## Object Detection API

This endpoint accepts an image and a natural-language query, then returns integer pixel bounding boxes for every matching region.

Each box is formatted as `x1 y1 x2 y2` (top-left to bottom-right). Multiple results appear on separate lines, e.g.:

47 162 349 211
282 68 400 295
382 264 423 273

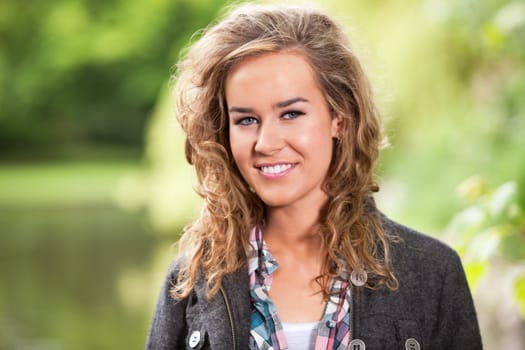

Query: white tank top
282 321 318 350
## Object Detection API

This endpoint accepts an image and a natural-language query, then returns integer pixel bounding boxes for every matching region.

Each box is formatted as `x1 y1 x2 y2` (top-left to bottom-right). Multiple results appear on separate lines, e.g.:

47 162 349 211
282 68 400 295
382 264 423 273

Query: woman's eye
282 111 304 120
235 117 258 125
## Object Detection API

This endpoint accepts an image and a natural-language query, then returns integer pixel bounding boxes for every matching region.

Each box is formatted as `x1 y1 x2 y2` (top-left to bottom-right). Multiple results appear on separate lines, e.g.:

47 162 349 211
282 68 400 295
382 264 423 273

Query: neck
263 204 325 259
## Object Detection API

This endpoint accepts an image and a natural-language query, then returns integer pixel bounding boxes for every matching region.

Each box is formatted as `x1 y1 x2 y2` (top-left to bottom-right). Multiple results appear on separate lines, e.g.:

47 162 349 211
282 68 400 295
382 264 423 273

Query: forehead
225 51 325 105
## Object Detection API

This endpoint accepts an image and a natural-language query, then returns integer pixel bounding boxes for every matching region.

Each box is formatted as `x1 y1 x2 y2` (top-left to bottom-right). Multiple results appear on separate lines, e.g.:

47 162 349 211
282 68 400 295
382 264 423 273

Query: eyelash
234 116 258 126
282 110 304 120
233 110 305 125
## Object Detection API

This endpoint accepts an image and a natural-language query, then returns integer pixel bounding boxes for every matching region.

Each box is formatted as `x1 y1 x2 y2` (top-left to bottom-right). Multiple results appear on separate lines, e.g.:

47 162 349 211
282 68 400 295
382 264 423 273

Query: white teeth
260 164 292 174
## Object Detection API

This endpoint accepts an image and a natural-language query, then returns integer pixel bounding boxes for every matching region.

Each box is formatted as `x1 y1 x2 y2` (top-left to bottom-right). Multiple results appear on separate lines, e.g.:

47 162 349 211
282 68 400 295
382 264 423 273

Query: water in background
0 204 170 350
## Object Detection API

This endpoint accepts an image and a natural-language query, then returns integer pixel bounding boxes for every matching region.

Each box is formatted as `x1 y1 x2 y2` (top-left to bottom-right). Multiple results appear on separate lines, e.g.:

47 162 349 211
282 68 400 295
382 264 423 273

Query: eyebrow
274 97 308 108
228 97 309 114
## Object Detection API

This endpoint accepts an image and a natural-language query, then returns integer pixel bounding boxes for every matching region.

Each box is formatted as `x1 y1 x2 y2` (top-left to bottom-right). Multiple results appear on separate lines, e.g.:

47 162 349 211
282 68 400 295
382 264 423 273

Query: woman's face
226 51 340 210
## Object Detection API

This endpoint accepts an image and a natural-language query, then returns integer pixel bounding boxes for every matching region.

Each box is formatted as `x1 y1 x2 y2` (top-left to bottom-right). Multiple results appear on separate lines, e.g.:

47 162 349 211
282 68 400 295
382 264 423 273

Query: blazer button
188 330 201 348
349 338 366 350
405 338 420 350
350 269 367 287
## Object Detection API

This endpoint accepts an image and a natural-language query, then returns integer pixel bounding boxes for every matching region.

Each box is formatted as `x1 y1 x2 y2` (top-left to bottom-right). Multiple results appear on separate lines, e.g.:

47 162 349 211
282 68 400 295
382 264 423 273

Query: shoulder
163 255 210 300
157 257 186 298
165 256 187 282
155 256 192 308
381 214 461 269
146 256 192 350
379 213 469 297
357 214 482 347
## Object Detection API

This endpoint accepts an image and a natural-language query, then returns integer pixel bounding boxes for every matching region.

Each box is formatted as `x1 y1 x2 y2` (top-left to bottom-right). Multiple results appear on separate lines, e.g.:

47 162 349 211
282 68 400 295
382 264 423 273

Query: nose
254 120 284 155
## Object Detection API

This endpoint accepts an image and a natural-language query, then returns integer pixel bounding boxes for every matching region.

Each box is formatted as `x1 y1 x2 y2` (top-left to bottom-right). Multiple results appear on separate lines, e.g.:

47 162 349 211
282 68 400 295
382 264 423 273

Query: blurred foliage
0 0 224 154
2 0 525 348
114 87 201 233
0 1 226 349
0 161 138 207
336 0 525 232
445 177 525 315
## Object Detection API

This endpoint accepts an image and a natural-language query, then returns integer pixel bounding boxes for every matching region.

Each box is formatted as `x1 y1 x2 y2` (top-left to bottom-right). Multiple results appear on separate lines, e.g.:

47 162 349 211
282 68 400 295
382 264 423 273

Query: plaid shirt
248 226 351 350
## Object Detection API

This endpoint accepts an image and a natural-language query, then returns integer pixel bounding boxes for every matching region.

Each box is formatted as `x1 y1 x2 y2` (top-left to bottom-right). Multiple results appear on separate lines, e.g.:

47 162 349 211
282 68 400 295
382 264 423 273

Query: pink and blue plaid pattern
248 226 351 350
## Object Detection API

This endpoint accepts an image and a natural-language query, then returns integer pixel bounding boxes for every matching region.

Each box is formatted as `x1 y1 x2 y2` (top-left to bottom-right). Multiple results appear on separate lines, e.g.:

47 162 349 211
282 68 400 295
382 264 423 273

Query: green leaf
464 261 488 291
456 175 486 202
501 232 525 261
489 182 517 217
463 229 501 263
513 273 525 317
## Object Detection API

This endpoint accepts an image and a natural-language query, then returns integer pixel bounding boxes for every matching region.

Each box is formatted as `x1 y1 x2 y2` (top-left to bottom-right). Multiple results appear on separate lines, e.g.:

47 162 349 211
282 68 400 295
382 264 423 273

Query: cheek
295 126 334 156
229 131 251 168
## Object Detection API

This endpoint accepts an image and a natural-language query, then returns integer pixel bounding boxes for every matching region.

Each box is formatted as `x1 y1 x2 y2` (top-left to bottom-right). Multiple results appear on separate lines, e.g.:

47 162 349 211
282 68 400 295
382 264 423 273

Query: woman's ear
330 113 343 139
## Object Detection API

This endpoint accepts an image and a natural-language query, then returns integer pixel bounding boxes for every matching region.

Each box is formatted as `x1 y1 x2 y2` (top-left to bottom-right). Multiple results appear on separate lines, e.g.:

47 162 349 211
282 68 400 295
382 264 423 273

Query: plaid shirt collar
248 226 352 350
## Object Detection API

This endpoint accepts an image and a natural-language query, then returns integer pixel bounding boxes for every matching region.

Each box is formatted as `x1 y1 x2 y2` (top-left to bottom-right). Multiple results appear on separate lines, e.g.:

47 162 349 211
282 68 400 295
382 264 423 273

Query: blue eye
235 117 258 125
282 111 304 120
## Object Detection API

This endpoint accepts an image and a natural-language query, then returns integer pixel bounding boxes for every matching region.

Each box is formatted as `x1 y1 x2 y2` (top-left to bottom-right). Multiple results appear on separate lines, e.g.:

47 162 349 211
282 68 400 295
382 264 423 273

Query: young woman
146 4 482 350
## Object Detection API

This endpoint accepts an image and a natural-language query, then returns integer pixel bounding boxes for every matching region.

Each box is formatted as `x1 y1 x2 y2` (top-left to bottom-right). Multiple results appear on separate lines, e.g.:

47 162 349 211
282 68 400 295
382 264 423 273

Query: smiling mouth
256 163 296 176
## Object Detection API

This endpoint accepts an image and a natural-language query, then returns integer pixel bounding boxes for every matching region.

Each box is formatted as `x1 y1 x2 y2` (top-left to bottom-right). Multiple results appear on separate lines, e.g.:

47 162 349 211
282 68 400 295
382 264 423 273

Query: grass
0 161 140 208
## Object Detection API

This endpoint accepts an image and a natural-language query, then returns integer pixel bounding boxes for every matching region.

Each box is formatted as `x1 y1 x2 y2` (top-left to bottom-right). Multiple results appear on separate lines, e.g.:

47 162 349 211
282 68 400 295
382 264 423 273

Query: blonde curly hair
172 3 398 299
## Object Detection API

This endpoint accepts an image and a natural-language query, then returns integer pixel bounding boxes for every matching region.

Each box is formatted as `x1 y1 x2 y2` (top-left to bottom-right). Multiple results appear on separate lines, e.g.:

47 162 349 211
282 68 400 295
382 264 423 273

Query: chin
259 197 295 209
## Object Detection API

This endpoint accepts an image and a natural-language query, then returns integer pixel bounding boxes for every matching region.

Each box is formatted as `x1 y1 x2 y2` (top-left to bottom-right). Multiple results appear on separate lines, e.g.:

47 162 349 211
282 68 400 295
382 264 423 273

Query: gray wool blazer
146 216 483 350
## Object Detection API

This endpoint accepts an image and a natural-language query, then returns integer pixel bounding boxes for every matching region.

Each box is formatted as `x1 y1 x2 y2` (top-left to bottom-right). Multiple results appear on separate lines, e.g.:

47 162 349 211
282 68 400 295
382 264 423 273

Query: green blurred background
1 0 524 348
